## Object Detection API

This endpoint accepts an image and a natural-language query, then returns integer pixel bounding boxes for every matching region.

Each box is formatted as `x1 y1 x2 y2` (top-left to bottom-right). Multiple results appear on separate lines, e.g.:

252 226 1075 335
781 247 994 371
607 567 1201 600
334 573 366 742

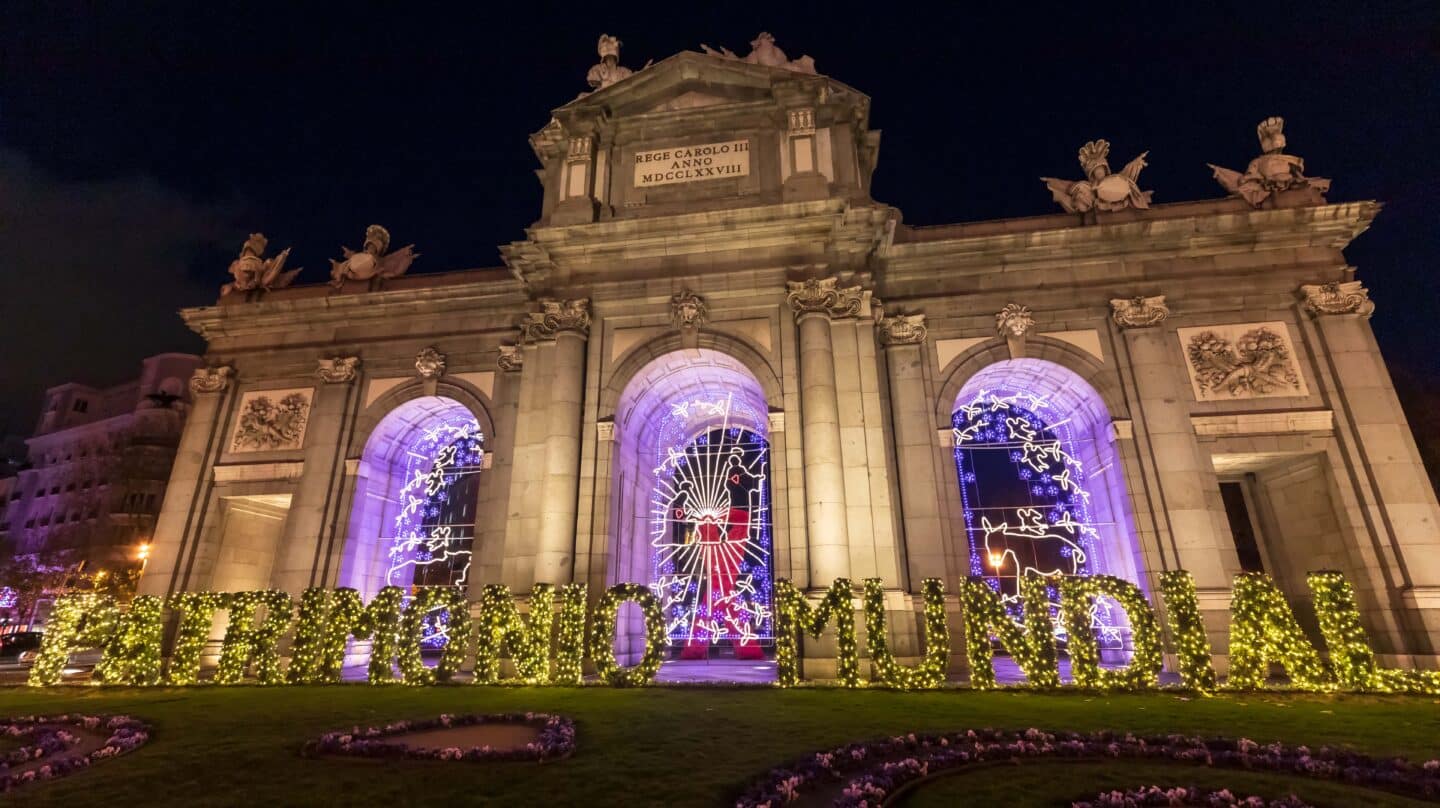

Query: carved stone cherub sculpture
1208 116 1330 208
221 232 301 297
587 34 636 90
700 32 817 74
1042 140 1153 214
328 224 419 287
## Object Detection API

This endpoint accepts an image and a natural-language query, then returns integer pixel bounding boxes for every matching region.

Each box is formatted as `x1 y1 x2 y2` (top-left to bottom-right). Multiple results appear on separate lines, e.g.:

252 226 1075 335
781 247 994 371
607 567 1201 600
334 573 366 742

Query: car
0 631 102 671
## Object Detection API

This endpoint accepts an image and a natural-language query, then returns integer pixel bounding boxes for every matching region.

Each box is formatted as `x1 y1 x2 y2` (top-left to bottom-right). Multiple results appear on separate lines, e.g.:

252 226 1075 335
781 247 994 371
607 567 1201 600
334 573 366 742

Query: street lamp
136 542 151 576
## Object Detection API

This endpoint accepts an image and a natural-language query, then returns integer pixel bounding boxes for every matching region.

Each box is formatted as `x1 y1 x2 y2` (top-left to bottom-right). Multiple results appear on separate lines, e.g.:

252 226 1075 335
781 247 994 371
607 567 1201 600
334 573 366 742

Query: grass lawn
1 685 1438 806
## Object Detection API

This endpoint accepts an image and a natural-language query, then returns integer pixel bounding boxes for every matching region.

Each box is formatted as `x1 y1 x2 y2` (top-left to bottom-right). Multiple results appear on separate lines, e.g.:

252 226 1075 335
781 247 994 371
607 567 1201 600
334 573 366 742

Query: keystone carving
414 347 446 380
1300 281 1374 317
1110 295 1170 329
316 356 361 384
670 290 708 330
786 277 866 319
995 304 1035 338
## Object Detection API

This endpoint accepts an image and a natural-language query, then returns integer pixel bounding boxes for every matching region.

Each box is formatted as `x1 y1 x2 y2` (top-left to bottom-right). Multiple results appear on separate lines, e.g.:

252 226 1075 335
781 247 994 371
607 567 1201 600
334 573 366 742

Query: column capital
995 303 1035 338
316 355 361 384
497 344 523 372
188 365 234 395
786 277 869 320
1300 281 1375 318
877 313 928 346
1110 295 1171 329
521 298 592 342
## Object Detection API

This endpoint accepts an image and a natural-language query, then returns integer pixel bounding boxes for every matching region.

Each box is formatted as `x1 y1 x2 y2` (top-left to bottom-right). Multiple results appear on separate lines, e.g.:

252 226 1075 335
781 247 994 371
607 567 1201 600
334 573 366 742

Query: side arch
350 376 497 455
933 335 1129 426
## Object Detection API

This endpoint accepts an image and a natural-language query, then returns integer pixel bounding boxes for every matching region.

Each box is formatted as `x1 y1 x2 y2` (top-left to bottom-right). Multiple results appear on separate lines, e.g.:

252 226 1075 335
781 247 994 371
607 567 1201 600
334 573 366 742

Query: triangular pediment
551 51 860 124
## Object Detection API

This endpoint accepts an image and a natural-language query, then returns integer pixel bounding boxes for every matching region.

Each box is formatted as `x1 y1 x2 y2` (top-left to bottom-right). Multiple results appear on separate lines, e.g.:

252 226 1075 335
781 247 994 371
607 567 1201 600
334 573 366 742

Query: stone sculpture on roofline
701 32 817 74
221 232 301 298
1208 116 1331 208
328 224 419 287
1041 139 1153 215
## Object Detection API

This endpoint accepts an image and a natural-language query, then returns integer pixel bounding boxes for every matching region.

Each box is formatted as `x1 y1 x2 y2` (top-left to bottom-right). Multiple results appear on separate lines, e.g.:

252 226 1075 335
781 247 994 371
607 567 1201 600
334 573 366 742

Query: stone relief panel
229 388 314 453
1176 322 1309 402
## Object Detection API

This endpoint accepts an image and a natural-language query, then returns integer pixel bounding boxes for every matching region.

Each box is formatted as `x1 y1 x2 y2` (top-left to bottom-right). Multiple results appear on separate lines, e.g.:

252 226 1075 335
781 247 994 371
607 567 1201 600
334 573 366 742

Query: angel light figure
221 232 300 297
1041 140 1152 214
328 224 419 287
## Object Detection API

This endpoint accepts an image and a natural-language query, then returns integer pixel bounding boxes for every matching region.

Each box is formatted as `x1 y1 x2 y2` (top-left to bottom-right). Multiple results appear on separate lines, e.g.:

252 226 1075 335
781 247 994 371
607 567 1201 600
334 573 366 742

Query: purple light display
649 394 773 653
382 416 484 647
953 389 1123 648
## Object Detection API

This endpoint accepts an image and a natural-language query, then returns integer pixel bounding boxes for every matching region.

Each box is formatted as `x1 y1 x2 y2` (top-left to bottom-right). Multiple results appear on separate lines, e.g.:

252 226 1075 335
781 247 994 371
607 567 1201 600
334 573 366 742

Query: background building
1 353 203 569
136 39 1440 674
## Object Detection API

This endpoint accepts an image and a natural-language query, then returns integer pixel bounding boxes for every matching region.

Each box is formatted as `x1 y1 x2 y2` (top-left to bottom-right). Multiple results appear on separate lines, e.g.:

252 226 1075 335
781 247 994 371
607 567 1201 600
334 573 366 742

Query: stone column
270 357 361 596
470 347 523 597
526 300 591 586
787 278 861 587
1301 282 1440 658
1112 296 1240 649
880 313 946 588
139 365 234 597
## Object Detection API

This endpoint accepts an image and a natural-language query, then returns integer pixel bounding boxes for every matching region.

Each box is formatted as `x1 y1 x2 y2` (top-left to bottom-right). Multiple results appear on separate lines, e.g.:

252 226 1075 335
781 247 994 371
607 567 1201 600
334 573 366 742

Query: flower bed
0 714 150 792
301 712 575 763
734 728 1440 807
1073 786 1311 807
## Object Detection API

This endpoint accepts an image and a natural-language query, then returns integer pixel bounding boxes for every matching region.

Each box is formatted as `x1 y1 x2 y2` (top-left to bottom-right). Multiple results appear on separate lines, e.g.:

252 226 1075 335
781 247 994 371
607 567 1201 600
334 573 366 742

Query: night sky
2 2 1437 435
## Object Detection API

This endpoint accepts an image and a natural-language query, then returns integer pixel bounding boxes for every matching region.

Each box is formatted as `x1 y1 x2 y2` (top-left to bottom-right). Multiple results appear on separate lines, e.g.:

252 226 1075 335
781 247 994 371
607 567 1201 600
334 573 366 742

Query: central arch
610 348 775 666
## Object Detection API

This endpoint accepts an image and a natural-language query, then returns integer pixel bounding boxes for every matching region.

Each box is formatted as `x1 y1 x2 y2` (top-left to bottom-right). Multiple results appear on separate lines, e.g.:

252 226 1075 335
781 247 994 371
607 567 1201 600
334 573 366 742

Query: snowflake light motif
649 394 773 649
382 417 484 647
953 389 1125 649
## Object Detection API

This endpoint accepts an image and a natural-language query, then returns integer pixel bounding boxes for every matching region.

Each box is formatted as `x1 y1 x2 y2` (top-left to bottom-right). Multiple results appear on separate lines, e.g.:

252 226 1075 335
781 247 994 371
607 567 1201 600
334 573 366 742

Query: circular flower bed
302 712 575 763
0 714 150 792
734 728 1440 807
1073 786 1311 807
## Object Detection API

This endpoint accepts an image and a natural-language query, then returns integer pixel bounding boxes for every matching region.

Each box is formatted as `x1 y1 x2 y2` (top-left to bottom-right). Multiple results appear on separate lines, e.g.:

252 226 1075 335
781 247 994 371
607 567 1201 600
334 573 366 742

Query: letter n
475 584 555 684
287 587 365 684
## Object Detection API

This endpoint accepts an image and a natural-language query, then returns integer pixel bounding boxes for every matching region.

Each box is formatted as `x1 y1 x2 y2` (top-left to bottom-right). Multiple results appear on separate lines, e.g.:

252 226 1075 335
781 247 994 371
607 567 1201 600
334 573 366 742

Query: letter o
589 583 667 686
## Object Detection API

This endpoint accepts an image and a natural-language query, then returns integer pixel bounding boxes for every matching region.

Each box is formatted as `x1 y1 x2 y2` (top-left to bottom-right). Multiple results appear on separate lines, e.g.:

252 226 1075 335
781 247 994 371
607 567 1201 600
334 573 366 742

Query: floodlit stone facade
138 42 1440 673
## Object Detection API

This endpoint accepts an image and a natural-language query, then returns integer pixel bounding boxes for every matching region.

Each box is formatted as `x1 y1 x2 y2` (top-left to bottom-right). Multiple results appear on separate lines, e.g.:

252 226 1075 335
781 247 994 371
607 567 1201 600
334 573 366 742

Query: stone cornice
181 278 528 341
881 200 1380 282
503 199 894 288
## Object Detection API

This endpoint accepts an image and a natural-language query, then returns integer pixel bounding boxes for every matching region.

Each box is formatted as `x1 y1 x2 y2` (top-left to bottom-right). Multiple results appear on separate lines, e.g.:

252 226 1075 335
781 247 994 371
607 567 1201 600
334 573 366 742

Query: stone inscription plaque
633 139 750 188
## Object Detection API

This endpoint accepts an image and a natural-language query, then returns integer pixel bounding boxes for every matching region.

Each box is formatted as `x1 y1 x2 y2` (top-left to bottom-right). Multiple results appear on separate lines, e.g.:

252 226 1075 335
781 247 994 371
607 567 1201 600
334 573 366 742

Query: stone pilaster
787 278 860 587
1301 283 1440 659
879 313 946 589
1115 303 1240 657
139 365 235 597
523 300 591 586
271 357 362 596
